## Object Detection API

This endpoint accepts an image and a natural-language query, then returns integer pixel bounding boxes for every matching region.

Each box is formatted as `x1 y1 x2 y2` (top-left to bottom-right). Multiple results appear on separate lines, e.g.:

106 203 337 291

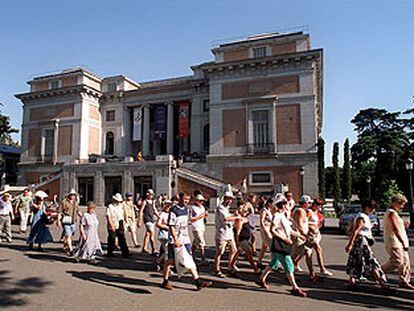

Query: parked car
338 205 380 236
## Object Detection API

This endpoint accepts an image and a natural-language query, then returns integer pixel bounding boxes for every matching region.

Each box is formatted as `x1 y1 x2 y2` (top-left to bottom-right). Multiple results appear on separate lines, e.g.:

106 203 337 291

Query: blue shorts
167 243 192 259
269 252 294 274
63 224 76 237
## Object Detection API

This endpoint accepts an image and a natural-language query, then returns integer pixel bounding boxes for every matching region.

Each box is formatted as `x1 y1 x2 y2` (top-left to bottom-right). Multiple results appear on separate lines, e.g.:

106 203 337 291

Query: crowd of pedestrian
0 187 413 297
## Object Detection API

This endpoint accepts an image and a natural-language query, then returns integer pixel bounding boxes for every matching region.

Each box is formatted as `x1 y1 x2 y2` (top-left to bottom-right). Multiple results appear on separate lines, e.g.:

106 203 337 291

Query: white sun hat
195 194 206 201
66 188 78 197
224 191 235 199
35 190 48 199
112 193 123 202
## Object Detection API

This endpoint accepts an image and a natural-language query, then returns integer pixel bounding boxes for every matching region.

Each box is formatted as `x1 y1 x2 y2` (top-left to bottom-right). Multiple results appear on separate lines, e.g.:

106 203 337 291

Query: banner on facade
154 105 166 140
132 107 142 141
178 101 190 138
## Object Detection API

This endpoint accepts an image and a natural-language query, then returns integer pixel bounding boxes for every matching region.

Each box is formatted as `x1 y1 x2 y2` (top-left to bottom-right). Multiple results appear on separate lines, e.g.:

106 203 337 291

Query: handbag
270 222 292 255
61 215 73 225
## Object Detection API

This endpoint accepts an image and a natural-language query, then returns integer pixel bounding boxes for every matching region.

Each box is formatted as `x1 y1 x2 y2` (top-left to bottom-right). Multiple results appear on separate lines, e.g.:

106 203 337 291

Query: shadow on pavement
0 270 52 308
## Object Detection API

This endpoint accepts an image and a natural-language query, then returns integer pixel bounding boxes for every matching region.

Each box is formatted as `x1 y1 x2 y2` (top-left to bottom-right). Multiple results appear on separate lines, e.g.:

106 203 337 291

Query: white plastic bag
174 245 196 277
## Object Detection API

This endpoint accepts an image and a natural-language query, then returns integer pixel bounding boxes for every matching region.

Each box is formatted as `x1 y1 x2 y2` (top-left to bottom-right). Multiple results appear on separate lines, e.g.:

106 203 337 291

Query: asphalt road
1 210 414 311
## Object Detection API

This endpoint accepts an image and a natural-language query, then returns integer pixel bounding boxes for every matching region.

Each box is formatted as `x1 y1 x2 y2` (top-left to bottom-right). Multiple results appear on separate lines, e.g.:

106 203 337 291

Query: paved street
1 210 414 311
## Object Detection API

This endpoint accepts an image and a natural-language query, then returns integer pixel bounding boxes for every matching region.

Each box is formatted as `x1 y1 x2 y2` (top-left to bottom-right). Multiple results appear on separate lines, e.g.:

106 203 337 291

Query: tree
341 138 352 202
317 137 326 199
332 142 341 212
0 104 18 166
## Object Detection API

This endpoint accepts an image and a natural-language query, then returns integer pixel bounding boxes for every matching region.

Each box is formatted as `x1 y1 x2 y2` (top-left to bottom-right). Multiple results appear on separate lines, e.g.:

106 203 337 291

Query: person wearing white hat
138 189 159 254
291 194 318 281
257 197 277 268
154 199 173 271
106 193 129 258
0 192 14 243
14 188 33 233
27 190 53 250
213 191 241 278
57 188 81 256
190 193 208 264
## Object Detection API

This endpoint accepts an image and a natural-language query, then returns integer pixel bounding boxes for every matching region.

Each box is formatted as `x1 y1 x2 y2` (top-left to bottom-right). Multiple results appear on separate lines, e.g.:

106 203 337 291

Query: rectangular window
253 47 267 58
249 171 273 186
106 110 115 122
203 99 209 112
44 129 54 157
50 80 60 89
252 110 270 146
107 82 117 92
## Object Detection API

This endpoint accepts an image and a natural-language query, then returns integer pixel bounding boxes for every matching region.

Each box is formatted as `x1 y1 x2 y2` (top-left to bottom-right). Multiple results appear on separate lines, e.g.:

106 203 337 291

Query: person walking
246 193 258 254
75 201 103 264
257 198 275 268
345 200 390 291
382 193 414 289
0 192 14 243
256 196 307 297
57 189 81 256
138 189 159 254
284 191 295 220
190 194 208 264
214 191 241 278
14 188 33 233
27 191 53 251
106 193 129 258
161 192 212 291
154 199 173 271
123 192 139 247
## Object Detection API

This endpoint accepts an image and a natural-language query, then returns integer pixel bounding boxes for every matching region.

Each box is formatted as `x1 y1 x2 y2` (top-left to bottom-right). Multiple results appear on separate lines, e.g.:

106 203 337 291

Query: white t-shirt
272 212 292 240
106 203 125 229
168 205 191 244
355 212 373 238
190 204 206 232
215 204 234 241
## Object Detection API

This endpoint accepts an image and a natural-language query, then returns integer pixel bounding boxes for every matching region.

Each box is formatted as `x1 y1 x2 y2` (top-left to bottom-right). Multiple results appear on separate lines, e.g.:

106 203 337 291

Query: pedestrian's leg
382 249 398 274
228 241 237 271
131 228 139 247
200 245 206 262
257 243 268 265
117 230 130 258
107 231 115 257
4 216 12 242
149 229 156 253
305 250 317 278
246 249 259 272
260 265 273 283
142 230 149 252
214 243 223 273
230 249 241 271
314 243 327 272
19 209 26 232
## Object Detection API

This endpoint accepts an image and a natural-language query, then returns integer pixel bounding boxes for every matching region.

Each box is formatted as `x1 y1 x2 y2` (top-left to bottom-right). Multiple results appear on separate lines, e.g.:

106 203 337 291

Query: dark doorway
78 177 94 205
105 176 122 205
134 176 153 200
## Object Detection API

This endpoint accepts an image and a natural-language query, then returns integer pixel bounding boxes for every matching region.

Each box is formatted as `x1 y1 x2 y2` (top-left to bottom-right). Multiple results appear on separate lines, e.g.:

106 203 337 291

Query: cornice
15 84 102 101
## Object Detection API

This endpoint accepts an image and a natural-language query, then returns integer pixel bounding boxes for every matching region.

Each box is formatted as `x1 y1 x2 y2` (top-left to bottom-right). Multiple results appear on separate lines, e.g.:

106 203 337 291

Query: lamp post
405 158 414 229
299 166 305 195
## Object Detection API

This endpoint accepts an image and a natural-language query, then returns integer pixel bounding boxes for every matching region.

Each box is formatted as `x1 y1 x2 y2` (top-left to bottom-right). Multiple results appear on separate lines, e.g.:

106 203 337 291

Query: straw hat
112 193 123 202
35 190 48 199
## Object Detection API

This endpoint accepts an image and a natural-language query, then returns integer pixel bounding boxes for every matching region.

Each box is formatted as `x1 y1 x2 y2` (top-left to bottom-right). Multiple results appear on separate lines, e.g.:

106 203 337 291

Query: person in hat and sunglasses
0 192 14 243
106 193 129 258
123 192 139 248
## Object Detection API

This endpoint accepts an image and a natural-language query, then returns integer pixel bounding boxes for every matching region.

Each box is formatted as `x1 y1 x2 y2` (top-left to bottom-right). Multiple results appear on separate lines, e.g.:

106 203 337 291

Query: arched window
105 132 114 155
203 123 209 153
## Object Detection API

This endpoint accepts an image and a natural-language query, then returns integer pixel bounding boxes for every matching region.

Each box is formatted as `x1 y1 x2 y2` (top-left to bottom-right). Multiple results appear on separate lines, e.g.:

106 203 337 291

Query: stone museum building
15 31 323 205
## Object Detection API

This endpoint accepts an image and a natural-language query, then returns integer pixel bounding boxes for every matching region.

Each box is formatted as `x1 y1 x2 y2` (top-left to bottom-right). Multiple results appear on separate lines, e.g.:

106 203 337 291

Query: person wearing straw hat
27 191 53 251
190 193 209 264
123 192 139 248
57 188 81 256
214 191 242 278
138 189 159 254
106 193 129 258
0 192 14 243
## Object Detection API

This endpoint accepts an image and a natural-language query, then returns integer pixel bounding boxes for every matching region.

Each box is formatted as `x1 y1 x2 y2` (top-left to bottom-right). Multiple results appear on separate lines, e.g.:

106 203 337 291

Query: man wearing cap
14 188 33 233
138 189 159 254
291 195 318 281
190 193 208 264
57 189 81 255
214 191 242 278
0 192 14 243
123 192 139 248
106 193 129 258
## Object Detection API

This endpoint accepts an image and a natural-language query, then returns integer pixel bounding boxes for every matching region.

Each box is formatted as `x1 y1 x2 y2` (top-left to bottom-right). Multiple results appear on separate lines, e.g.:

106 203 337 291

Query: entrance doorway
134 176 152 200
78 177 94 205
104 176 122 205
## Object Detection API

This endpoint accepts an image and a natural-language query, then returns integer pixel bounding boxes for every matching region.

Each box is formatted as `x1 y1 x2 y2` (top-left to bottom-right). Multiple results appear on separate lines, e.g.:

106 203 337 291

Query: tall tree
0 104 18 145
332 142 341 211
342 138 352 202
317 137 326 199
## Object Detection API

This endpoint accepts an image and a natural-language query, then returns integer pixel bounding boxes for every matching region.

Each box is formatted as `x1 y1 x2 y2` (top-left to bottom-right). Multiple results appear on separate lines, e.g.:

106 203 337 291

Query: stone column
53 119 59 164
167 102 174 155
123 169 133 196
142 106 150 158
94 170 105 207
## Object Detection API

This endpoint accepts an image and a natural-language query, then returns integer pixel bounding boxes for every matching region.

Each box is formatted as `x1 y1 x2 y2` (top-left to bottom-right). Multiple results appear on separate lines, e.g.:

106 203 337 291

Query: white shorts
192 229 206 247
145 222 155 232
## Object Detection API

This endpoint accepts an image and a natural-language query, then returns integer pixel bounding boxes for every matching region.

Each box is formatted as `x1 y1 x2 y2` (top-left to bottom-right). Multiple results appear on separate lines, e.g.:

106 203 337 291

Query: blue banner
154 105 166 140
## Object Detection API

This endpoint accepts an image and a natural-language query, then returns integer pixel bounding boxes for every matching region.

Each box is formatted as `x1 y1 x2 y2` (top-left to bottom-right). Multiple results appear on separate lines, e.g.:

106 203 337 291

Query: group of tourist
0 186 413 297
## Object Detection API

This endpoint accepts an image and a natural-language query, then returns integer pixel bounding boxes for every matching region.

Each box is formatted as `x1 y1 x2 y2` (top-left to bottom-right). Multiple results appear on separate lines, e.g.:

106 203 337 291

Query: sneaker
161 280 174 290
196 281 213 291
255 279 269 290
320 270 333 276
290 288 307 297
214 270 226 278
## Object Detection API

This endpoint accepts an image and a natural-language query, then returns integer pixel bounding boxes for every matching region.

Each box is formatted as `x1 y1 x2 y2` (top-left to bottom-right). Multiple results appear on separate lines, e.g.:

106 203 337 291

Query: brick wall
62 76 78 87
32 81 49 92
25 172 42 184
222 108 246 147
222 75 300 100
223 48 249 62
276 104 302 145
88 126 100 154
29 104 75 121
28 128 41 156
38 178 61 201
89 105 100 120
271 42 296 55
177 177 217 199
57 125 72 156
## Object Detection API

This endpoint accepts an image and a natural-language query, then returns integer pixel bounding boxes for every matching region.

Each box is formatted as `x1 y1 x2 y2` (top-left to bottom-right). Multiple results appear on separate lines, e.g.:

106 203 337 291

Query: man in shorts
123 192 139 247
214 191 241 278
138 189 159 254
161 192 212 291
190 194 208 264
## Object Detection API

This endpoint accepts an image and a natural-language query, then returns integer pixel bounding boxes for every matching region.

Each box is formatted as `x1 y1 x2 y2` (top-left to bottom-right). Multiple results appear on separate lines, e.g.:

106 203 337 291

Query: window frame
107 82 117 92
49 80 61 90
248 171 273 186
252 46 267 58
106 110 116 122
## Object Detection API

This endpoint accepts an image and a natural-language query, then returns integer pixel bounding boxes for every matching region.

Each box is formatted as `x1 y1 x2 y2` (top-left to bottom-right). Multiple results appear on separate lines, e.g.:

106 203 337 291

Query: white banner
133 107 142 141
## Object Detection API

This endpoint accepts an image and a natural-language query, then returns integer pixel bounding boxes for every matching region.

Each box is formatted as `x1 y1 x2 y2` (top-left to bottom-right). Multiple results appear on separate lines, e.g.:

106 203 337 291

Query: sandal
255 279 269 290
290 288 307 297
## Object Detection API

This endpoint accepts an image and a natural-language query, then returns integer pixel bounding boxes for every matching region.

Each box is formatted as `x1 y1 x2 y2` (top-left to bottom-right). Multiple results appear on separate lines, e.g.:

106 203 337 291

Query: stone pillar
53 119 59 164
94 170 105 207
142 106 150 158
167 103 174 155
123 169 133 196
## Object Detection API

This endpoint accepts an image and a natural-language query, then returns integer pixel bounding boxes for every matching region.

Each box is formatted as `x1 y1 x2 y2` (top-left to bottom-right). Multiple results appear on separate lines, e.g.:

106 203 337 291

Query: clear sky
1 0 413 164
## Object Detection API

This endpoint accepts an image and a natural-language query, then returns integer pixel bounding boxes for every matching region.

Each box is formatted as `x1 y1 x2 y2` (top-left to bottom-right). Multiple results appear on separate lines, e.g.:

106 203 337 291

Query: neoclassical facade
16 31 323 205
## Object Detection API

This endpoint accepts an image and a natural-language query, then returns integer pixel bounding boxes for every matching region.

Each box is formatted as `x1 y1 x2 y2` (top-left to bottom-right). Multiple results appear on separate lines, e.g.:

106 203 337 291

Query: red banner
178 101 190 138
